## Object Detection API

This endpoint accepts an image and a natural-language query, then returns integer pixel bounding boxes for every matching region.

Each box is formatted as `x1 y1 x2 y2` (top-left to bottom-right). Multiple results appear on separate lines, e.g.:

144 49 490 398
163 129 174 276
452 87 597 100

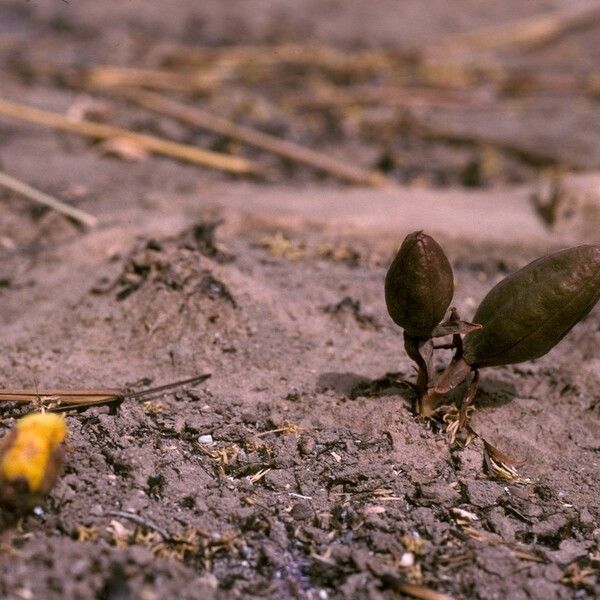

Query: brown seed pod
464 244 600 368
385 231 454 338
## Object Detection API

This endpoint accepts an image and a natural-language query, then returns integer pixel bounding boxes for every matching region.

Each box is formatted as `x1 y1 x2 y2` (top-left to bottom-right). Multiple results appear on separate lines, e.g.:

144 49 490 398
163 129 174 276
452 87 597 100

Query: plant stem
419 357 472 416
403 334 433 398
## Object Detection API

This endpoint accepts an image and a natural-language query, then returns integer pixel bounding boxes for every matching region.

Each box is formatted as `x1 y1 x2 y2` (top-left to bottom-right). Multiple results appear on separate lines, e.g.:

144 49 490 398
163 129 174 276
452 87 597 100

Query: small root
442 405 476 445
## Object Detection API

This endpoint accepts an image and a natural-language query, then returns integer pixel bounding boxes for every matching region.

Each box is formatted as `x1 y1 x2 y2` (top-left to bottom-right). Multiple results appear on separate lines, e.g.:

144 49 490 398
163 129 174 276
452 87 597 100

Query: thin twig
125 373 211 400
0 388 118 398
81 66 220 93
105 510 171 541
433 3 600 54
116 89 390 187
0 393 117 405
0 170 97 228
0 373 211 412
377 575 455 600
283 85 490 110
158 42 600 97
158 43 396 75
0 97 264 176
394 582 455 600
416 55 600 98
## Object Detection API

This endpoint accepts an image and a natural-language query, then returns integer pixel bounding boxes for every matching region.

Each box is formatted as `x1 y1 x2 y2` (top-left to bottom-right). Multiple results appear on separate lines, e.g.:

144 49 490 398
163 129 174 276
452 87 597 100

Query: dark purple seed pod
385 231 454 338
463 244 600 368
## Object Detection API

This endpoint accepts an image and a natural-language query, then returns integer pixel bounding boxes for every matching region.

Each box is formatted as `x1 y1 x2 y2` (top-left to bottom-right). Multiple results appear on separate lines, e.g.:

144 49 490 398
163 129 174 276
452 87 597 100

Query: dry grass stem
433 3 600 54
0 97 264 176
82 66 221 93
0 374 211 412
117 89 390 186
0 170 98 228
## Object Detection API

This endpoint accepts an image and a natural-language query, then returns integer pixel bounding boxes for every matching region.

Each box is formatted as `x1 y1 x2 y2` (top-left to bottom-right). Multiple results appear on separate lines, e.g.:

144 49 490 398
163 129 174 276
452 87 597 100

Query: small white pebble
399 552 415 568
198 434 214 445
318 591 329 600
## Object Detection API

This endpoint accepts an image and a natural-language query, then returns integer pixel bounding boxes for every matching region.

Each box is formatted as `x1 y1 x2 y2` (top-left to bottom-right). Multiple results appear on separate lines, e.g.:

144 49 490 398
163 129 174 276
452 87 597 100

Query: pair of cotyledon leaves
385 232 600 369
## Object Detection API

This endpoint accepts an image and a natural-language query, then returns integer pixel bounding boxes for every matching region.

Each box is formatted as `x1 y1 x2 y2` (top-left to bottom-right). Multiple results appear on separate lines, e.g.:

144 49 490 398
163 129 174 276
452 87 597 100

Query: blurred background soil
0 1 599 599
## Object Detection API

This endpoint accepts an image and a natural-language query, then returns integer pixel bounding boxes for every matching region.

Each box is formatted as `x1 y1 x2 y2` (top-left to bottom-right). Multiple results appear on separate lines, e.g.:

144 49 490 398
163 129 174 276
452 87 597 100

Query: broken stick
0 373 211 413
116 89 390 187
0 97 263 176
0 170 98 228
82 65 220 93
433 2 600 54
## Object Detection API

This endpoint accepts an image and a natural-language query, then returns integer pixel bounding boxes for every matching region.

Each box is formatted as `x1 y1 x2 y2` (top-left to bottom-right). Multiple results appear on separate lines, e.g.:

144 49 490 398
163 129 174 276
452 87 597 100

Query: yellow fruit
0 412 67 509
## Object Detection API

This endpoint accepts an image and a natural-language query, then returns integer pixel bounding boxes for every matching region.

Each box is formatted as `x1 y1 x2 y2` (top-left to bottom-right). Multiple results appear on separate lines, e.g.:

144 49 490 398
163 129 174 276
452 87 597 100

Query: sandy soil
1 1 599 599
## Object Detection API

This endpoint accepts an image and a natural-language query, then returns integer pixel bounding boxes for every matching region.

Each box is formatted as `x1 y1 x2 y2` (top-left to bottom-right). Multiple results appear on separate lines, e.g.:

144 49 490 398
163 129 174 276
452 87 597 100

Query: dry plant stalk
82 66 221 93
159 43 396 75
0 390 118 407
432 3 600 54
117 89 390 187
282 84 488 110
383 579 455 600
0 171 98 228
0 373 211 413
0 97 263 176
160 41 600 98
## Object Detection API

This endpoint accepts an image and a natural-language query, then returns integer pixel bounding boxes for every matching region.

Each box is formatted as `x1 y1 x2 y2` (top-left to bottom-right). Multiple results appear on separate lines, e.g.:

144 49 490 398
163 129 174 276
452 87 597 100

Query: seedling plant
385 232 600 458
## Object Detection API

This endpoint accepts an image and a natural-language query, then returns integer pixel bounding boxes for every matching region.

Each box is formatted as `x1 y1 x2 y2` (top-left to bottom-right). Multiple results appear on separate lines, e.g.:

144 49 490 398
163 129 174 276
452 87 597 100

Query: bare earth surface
1 2 599 599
